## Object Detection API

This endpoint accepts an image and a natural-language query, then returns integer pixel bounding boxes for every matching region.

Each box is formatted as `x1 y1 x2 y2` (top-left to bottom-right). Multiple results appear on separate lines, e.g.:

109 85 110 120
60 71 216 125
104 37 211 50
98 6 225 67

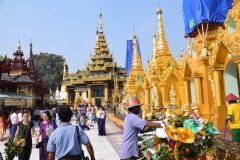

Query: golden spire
131 32 143 70
156 4 171 56
152 30 157 62
176 53 179 64
99 11 103 32
17 40 21 50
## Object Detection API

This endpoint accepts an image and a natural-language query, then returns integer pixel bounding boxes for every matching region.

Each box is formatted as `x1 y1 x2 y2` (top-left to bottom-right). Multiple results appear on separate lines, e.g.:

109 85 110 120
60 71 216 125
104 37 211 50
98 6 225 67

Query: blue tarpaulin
182 0 233 36
125 39 141 77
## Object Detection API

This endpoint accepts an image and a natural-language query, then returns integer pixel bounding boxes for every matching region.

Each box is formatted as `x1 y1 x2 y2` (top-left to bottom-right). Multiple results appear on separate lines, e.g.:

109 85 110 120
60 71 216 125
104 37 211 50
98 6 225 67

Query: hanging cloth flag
125 39 141 77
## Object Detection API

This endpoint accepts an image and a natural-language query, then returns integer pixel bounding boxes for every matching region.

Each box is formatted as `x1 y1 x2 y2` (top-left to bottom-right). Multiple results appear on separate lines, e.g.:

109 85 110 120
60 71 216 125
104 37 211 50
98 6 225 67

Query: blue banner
125 39 141 77
182 0 233 36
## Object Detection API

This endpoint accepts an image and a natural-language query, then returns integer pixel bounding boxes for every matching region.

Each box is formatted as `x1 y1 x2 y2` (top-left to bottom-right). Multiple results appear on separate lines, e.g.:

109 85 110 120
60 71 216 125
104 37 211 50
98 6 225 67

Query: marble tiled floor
0 117 122 160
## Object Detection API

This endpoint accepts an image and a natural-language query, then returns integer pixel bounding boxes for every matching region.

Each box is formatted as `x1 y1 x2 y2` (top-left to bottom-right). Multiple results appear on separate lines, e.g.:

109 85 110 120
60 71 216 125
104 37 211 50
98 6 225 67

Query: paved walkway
0 117 123 160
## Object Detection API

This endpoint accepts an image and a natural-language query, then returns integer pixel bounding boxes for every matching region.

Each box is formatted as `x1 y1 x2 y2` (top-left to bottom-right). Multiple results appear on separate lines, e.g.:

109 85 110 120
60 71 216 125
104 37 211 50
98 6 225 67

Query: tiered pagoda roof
11 41 28 73
63 12 126 85
85 12 117 73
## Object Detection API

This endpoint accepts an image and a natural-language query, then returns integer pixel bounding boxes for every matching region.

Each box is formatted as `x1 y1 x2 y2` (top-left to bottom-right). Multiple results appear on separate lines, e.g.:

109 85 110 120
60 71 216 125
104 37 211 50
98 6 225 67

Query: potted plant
138 112 218 160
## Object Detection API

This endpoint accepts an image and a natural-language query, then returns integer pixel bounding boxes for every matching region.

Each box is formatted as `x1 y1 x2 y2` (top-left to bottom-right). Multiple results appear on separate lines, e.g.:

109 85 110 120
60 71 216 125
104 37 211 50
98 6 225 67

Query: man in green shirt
224 93 240 143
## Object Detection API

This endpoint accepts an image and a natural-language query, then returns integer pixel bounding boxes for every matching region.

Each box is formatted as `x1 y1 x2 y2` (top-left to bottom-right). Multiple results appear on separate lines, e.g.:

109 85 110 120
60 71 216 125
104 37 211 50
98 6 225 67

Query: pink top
11 113 19 125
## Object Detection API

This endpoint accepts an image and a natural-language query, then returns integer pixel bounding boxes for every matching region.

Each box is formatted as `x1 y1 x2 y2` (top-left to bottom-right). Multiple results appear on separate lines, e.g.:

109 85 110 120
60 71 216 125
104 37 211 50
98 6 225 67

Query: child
91 112 97 123
80 113 90 131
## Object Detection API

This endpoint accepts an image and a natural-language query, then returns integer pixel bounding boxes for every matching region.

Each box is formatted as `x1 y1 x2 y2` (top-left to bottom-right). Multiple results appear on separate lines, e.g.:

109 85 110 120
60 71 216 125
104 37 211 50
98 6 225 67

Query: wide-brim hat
223 93 240 101
127 96 141 109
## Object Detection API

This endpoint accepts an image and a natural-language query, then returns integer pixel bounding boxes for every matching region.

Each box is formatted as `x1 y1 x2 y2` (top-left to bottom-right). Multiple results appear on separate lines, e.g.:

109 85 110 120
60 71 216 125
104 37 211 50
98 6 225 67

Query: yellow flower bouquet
139 112 218 160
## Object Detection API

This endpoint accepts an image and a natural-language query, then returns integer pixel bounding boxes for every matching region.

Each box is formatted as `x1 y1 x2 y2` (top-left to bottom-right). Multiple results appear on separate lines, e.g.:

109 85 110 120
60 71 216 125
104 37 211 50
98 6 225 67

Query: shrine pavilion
0 41 48 108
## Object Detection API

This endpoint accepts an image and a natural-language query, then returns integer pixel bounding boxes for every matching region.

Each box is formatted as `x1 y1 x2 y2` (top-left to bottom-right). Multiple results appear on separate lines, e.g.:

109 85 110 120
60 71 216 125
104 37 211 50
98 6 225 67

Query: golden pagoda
60 12 126 108
124 32 146 106
140 4 183 119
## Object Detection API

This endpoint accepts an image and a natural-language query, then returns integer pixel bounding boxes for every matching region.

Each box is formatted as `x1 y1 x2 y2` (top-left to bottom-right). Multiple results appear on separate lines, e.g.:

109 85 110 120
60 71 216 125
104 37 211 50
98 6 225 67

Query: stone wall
106 112 124 129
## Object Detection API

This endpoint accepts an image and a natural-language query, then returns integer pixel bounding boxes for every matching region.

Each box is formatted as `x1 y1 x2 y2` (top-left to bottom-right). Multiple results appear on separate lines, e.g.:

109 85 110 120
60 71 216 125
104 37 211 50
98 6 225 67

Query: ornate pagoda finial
156 3 171 57
131 32 143 70
17 40 21 50
176 53 179 63
99 10 103 32
156 3 163 15
181 48 184 55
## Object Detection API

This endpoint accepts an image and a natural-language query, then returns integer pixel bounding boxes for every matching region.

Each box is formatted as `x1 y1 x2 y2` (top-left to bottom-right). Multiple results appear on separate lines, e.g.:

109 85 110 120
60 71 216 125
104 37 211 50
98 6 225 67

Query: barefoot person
120 96 162 160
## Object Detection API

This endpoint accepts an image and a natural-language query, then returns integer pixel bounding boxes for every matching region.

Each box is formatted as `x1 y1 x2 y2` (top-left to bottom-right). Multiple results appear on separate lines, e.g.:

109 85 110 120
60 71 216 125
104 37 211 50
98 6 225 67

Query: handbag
75 126 89 160
36 141 41 148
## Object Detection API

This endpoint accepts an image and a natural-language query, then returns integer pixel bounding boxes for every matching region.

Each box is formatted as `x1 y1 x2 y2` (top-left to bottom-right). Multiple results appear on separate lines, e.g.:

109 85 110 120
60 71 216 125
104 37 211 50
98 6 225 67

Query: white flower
156 128 168 138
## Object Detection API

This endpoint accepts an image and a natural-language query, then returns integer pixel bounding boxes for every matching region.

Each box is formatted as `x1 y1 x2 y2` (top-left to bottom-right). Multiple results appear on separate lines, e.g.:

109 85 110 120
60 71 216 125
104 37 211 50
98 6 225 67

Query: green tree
33 52 68 92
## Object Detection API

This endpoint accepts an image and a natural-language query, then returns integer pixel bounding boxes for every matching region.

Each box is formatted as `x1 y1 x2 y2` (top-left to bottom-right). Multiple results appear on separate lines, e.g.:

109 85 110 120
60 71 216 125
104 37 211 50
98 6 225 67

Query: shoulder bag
20 122 29 147
75 126 89 160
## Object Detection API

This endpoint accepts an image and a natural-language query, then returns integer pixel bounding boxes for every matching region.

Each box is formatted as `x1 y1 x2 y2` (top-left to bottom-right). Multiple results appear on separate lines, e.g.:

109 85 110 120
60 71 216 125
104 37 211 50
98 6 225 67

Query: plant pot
182 155 206 160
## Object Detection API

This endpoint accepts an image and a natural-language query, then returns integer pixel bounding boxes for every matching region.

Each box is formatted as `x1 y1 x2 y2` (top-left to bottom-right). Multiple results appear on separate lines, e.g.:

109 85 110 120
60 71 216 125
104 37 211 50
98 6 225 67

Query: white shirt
99 110 105 119
18 113 22 122
39 110 45 117
11 113 19 125
97 110 100 118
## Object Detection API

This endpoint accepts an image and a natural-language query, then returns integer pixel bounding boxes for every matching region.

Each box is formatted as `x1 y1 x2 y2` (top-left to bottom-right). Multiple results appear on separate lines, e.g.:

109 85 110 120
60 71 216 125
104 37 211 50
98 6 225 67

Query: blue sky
0 0 186 72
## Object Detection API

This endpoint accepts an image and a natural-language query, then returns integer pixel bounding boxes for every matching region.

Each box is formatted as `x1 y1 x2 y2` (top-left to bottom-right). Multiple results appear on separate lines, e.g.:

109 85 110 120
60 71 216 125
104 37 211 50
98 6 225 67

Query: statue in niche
183 104 191 116
170 83 177 106
141 105 148 120
200 47 209 57
191 102 201 116
151 81 159 110
164 103 172 119
208 74 216 102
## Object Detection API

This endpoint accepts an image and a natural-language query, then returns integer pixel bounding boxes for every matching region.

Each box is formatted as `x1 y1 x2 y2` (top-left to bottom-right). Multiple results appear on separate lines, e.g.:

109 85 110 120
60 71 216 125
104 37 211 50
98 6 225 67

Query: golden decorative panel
224 10 240 27
209 28 240 65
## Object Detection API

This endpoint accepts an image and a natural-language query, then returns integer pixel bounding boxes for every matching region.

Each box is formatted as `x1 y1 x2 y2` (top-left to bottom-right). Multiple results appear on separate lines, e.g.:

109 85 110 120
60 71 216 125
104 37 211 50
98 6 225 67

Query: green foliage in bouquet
112 105 116 112
4 126 27 160
139 112 218 160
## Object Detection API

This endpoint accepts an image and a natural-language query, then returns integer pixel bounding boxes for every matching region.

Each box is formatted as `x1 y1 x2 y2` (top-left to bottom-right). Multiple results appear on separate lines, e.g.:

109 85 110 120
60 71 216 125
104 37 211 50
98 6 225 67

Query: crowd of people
0 103 98 160
75 104 106 136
